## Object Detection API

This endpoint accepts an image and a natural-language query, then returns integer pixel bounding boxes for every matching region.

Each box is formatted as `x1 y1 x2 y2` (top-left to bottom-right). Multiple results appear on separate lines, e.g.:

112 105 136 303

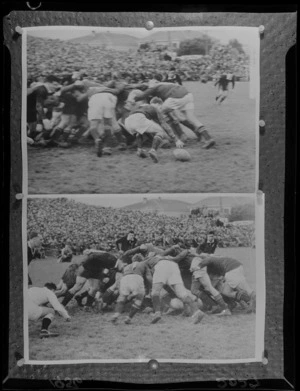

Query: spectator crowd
27 36 249 86
27 198 255 256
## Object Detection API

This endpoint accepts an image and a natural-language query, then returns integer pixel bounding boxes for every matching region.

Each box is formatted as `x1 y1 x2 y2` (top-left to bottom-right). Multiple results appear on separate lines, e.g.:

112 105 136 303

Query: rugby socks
213 293 229 309
61 291 74 306
152 135 163 151
85 294 95 307
151 295 161 313
115 301 125 315
128 304 140 319
195 126 215 148
51 127 64 142
236 290 251 303
75 291 89 307
41 317 51 331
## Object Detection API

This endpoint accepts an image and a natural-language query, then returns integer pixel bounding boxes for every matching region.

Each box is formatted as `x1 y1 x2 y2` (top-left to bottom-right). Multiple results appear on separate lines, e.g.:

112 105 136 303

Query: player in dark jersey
27 75 61 140
199 255 256 311
61 250 118 308
135 76 215 149
214 70 235 104
55 263 80 297
196 231 218 255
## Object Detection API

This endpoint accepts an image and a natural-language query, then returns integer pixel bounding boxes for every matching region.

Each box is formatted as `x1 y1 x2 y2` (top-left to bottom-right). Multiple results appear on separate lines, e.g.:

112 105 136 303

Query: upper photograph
24 26 259 194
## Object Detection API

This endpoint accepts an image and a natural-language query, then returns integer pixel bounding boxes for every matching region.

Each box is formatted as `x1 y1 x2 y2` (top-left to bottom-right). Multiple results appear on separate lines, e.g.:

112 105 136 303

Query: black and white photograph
23 26 259 194
24 193 264 363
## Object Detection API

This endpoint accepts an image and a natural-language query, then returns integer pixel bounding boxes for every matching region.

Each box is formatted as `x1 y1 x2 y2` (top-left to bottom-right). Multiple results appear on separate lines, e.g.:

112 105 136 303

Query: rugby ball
173 148 191 162
170 298 184 310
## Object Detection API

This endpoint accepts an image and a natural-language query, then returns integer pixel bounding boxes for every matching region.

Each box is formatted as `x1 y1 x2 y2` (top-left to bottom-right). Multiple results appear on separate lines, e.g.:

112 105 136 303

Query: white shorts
162 93 194 112
88 93 117 121
153 260 183 286
28 300 43 321
119 274 145 297
225 266 253 294
124 113 164 136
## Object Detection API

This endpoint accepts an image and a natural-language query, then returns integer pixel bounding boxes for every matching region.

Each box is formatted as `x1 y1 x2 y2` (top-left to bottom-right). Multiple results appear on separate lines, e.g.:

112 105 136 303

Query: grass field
28 247 256 361
27 82 256 194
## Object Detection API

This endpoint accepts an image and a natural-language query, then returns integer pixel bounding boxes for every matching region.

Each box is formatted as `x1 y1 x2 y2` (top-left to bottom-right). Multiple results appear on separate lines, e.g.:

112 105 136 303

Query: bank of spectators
27 198 255 256
27 36 249 86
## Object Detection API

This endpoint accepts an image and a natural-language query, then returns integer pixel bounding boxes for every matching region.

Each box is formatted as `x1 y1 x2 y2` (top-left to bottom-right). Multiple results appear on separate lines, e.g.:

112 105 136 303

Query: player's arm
134 87 157 102
155 110 183 148
47 290 70 320
169 249 189 264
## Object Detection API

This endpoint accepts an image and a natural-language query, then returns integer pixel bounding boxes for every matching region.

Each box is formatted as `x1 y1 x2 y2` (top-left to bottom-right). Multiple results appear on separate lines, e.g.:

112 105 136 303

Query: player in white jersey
28 283 71 338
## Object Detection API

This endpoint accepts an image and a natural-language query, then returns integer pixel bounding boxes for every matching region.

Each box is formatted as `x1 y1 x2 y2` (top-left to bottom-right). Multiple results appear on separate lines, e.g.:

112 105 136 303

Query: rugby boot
124 316 132 324
137 148 148 158
216 308 232 316
40 329 59 339
149 149 159 163
151 311 162 324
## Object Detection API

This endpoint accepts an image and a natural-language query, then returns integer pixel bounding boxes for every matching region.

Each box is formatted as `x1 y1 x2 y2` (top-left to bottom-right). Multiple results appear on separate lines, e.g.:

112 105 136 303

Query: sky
29 194 254 208
26 26 256 48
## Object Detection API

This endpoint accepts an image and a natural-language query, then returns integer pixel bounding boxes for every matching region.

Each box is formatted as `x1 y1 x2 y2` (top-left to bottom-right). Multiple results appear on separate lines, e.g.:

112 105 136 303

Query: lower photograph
24 193 264 364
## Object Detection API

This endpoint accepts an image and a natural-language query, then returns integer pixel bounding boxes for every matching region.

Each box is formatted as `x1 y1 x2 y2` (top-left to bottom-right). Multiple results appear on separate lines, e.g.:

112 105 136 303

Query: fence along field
28 81 256 194
28 247 256 361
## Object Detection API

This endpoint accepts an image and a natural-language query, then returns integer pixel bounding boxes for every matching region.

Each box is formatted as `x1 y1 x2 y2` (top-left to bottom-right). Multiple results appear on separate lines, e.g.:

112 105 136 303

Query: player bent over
111 254 152 324
124 97 183 163
61 250 118 309
135 75 215 149
199 255 256 312
28 283 71 338
190 257 231 315
70 83 124 157
147 250 205 324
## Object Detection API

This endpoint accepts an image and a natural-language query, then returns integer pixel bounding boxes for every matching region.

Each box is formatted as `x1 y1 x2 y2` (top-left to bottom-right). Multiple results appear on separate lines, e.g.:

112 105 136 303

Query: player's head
44 282 57 291
70 85 86 99
150 97 163 110
28 231 42 249
127 231 135 241
45 75 61 92
148 73 162 87
132 253 145 263
168 66 176 76
207 231 215 241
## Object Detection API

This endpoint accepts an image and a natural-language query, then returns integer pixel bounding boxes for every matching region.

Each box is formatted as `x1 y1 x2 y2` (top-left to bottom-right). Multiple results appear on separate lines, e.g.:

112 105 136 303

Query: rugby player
124 97 184 163
214 69 235 104
190 256 231 315
28 283 71 338
198 255 255 311
111 253 152 324
27 75 61 140
134 75 215 149
196 231 218 255
70 81 125 157
146 249 205 324
61 250 118 308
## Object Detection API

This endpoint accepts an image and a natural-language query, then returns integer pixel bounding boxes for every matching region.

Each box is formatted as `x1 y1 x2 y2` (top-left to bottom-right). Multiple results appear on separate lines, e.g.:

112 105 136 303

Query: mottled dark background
3 8 297 386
